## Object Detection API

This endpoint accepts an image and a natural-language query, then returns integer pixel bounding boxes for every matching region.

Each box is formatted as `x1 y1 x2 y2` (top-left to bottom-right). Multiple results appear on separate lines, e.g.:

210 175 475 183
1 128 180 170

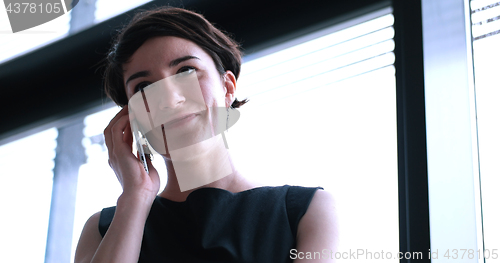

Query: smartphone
131 119 151 174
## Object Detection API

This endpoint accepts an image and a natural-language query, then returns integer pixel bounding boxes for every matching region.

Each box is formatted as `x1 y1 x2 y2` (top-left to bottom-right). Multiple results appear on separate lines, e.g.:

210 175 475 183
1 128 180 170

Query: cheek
198 79 225 108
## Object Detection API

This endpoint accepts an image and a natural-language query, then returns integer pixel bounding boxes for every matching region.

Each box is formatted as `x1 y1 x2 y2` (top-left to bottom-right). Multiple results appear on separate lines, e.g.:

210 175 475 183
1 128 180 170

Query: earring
226 106 229 132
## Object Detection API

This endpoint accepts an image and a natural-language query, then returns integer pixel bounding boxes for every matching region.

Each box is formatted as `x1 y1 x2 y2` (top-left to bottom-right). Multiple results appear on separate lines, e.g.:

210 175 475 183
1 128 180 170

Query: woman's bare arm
74 106 160 263
74 194 153 263
293 189 339 262
74 212 102 263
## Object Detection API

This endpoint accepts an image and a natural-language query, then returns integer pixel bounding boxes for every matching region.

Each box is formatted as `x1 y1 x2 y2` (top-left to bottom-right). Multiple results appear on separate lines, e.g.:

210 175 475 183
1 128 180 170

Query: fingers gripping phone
131 119 151 174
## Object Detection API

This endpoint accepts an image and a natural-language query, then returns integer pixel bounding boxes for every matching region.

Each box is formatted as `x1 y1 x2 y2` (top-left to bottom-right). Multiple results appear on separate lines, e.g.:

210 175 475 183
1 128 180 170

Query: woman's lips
163 113 198 130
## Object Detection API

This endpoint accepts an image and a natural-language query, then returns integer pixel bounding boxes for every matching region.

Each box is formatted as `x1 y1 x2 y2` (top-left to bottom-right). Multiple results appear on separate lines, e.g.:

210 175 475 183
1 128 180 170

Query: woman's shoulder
81 211 102 233
296 188 338 253
74 211 103 262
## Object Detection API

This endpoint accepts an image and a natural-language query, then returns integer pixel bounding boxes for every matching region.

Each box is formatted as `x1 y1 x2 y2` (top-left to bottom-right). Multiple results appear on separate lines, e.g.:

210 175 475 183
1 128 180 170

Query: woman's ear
223 70 237 108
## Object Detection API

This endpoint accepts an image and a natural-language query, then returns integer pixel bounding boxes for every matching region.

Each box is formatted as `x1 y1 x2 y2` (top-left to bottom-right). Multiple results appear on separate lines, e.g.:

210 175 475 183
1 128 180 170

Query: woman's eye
134 82 151 93
177 66 196 75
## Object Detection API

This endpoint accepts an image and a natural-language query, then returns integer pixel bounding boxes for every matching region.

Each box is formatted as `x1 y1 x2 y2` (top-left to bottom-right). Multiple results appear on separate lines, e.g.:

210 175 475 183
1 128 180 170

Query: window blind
471 0 500 40
238 12 395 107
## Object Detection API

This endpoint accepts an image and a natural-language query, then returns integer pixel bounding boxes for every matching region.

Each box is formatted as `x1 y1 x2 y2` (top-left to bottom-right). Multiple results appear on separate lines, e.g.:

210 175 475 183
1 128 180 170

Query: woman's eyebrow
126 71 150 86
125 55 200 86
169 55 200 67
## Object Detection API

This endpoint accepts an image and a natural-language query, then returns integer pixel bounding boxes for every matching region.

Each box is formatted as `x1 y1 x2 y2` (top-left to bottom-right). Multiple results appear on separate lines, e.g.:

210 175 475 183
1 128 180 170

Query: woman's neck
157 135 257 202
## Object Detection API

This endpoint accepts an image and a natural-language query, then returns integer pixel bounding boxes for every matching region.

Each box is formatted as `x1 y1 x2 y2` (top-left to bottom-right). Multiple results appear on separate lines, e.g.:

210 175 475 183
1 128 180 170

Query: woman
74 6 337 263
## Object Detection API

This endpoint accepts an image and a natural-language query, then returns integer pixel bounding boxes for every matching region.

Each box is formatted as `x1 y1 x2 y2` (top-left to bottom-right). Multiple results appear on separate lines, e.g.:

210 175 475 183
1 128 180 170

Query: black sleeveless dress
98 185 322 263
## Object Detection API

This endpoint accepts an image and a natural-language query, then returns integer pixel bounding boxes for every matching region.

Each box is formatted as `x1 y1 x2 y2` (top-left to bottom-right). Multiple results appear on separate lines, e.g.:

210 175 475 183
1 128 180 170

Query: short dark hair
103 6 248 108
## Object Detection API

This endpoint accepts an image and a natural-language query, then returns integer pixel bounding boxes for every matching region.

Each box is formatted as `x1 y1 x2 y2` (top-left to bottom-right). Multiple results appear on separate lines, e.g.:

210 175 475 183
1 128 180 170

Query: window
0 4 70 63
422 0 491 256
94 0 152 23
0 128 56 262
471 0 500 260
232 7 398 258
0 0 153 64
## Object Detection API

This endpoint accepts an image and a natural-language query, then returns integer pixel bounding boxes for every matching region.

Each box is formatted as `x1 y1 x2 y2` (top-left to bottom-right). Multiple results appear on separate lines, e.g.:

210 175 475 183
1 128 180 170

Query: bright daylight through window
470 0 500 261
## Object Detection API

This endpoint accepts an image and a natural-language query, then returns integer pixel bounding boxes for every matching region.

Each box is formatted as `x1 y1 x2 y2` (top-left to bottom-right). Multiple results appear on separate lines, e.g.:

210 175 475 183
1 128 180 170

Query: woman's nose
158 86 185 109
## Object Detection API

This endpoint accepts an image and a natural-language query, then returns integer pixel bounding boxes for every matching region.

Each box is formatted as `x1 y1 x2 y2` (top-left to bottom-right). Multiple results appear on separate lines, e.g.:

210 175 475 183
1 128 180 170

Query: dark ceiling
0 0 387 141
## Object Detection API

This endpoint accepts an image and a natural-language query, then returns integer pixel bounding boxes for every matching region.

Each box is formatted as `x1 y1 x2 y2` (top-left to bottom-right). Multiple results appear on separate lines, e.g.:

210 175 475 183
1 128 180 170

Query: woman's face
123 36 236 158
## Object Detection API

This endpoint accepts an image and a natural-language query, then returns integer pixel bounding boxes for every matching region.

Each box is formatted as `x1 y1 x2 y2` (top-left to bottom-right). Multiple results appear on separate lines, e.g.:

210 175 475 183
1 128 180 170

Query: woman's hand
75 106 160 263
104 105 160 205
